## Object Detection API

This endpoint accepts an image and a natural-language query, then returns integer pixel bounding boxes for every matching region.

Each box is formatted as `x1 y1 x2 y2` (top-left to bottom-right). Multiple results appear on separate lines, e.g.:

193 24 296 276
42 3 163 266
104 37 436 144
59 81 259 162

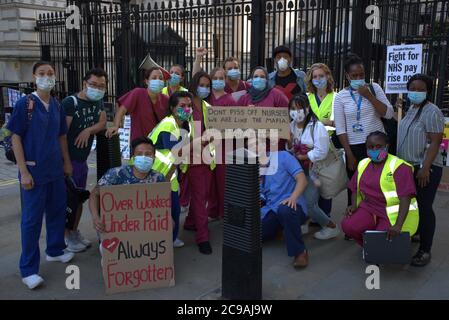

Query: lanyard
350 90 363 122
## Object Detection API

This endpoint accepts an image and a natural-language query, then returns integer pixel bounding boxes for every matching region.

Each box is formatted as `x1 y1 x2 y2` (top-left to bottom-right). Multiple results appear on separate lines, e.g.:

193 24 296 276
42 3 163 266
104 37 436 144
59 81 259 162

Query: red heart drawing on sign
102 238 120 253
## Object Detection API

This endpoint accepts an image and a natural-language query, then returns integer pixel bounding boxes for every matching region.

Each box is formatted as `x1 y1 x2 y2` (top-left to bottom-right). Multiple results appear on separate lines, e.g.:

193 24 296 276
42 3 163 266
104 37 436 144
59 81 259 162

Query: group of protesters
7 45 445 289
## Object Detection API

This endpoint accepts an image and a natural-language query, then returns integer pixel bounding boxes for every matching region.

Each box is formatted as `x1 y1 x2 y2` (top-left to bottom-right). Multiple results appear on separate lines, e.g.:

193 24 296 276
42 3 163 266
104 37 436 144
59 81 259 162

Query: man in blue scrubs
260 150 309 268
8 61 74 289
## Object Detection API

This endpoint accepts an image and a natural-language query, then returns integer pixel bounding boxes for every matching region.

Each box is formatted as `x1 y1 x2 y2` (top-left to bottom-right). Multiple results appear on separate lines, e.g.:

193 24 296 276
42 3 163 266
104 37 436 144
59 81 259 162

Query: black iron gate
36 0 449 110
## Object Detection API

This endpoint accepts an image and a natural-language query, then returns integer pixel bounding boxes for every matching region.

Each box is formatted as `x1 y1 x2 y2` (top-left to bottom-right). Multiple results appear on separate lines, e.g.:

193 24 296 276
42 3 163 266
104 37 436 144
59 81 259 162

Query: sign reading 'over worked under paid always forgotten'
206 106 290 139
99 182 174 295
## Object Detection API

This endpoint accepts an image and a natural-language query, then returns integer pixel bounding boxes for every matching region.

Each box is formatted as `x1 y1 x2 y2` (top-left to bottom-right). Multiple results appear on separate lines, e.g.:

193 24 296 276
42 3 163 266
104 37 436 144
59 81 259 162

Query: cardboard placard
206 106 290 139
385 44 423 94
100 182 174 294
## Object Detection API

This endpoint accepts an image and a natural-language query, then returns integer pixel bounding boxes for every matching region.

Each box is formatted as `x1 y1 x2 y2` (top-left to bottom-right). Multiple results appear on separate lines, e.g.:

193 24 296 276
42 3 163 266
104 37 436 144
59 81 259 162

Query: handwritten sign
385 44 423 94
206 106 290 139
100 182 174 294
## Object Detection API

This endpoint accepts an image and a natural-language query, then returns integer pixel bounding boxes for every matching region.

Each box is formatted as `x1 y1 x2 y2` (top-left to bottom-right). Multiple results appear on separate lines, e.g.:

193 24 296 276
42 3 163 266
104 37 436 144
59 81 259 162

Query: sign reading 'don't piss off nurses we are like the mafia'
100 182 174 295
206 106 291 139
385 44 423 94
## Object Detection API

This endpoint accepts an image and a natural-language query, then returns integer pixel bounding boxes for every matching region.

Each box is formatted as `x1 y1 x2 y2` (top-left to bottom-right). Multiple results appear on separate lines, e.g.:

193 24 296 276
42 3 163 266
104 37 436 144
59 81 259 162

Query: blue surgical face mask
86 87 105 101
312 78 327 89
197 86 210 99
212 80 226 91
227 69 241 80
408 91 427 105
252 77 267 91
35 76 56 92
133 156 154 173
350 79 365 90
148 79 165 94
168 73 181 86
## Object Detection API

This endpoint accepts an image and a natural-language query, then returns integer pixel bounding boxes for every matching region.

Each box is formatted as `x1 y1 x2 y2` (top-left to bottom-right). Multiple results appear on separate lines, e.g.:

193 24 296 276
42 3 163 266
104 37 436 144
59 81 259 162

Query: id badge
352 123 364 133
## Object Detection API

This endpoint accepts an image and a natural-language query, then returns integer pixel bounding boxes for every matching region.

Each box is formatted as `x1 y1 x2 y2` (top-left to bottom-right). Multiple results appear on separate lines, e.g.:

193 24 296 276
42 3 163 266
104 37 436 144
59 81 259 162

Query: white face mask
277 58 289 72
290 109 305 123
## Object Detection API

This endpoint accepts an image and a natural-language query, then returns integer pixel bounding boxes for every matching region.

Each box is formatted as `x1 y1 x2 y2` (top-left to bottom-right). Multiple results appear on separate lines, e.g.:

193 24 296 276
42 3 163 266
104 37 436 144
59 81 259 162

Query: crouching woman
341 131 419 245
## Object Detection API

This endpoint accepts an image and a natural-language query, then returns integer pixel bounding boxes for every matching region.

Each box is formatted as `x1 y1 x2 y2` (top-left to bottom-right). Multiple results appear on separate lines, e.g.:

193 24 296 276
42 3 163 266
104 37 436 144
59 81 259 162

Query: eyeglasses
86 81 107 90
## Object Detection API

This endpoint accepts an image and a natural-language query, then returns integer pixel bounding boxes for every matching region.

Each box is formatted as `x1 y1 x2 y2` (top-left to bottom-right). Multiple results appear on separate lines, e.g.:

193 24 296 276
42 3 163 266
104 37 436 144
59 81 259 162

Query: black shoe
198 241 212 255
344 234 354 241
411 250 431 267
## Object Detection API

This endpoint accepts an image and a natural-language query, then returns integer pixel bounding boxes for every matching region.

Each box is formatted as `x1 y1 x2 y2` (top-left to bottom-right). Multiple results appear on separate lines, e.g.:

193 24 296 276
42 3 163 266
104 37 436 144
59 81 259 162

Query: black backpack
3 94 35 164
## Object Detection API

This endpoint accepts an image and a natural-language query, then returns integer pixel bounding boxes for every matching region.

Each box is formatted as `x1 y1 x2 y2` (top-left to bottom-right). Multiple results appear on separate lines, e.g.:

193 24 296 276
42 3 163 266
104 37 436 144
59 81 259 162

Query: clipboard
363 231 412 265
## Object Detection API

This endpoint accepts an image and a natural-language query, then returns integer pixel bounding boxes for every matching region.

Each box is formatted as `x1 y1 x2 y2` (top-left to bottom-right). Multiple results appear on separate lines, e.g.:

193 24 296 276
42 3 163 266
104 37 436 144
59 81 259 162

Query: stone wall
0 0 66 82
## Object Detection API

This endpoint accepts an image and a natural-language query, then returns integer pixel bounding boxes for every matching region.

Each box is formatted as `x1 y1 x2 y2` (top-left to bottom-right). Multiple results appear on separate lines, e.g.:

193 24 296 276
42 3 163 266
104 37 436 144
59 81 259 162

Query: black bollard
222 148 262 300
95 131 122 181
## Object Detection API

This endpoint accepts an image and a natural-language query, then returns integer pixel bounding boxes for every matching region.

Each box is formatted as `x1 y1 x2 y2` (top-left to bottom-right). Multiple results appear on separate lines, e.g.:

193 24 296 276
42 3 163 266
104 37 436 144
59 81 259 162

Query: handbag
312 143 348 199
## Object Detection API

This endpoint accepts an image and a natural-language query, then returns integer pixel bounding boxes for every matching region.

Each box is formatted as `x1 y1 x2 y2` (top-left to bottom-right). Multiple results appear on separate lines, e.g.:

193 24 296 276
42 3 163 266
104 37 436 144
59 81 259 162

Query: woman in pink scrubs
341 131 417 246
238 66 289 151
183 71 215 255
207 67 237 220
238 66 289 108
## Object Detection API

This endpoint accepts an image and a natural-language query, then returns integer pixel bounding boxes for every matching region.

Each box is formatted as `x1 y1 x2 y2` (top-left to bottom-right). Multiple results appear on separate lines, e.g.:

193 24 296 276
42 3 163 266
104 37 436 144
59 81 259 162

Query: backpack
3 94 35 164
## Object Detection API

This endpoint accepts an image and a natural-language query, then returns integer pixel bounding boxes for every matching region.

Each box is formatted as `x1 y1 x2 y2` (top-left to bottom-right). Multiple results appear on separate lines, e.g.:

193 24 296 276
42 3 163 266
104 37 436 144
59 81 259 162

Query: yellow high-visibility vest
161 86 188 96
356 154 419 236
148 101 216 191
149 115 188 192
307 91 334 122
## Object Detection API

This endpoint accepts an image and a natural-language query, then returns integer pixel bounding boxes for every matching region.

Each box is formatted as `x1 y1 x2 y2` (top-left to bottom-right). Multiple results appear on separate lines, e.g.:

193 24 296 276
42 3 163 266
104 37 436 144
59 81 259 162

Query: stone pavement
1 154 449 300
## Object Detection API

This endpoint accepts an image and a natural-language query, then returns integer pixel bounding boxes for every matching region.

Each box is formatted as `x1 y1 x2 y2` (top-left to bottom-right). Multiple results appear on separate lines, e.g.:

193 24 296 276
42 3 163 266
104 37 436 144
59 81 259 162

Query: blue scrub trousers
172 191 180 241
262 204 307 257
20 178 67 277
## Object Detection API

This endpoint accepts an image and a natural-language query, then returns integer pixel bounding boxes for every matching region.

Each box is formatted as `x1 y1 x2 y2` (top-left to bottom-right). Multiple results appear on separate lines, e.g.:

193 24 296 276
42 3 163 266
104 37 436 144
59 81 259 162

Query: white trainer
46 249 75 263
301 224 309 235
314 226 340 240
75 230 92 248
65 231 87 253
173 238 185 248
22 274 44 290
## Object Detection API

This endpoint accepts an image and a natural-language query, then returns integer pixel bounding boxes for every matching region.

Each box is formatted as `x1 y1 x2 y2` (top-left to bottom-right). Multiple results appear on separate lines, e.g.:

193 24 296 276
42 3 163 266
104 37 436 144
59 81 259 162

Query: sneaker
314 226 340 240
301 224 309 235
65 231 87 253
22 274 44 290
75 230 92 248
46 250 75 263
173 238 185 248
293 250 309 268
411 250 431 267
198 241 212 255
